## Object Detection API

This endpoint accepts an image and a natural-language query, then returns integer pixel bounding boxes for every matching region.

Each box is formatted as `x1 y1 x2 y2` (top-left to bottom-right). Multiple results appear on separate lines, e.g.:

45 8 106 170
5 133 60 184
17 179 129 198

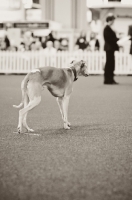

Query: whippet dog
13 60 89 133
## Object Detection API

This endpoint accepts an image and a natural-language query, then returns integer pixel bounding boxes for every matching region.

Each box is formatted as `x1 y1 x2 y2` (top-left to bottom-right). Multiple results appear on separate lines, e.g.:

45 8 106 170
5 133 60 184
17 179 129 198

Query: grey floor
0 75 132 200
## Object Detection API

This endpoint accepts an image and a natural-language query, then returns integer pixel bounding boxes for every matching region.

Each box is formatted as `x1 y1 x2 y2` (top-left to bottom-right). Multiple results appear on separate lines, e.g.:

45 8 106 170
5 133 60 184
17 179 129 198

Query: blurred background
1 3 132 200
0 0 132 74
0 0 132 52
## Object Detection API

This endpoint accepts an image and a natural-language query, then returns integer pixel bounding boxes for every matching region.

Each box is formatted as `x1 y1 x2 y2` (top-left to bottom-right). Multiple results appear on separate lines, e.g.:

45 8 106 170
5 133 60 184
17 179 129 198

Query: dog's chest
47 85 64 97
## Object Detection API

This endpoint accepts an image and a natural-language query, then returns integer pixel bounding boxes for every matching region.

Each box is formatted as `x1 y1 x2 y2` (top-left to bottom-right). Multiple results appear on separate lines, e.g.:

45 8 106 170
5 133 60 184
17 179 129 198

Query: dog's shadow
34 123 103 138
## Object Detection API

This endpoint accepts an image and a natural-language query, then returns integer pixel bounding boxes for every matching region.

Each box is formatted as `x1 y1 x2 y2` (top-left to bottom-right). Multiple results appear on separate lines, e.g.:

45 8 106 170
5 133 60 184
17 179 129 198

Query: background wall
54 0 72 28
40 0 87 30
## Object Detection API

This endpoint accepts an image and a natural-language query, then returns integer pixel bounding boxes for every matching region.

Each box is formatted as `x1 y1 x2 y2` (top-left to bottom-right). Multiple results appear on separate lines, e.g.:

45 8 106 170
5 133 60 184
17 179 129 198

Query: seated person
44 41 56 54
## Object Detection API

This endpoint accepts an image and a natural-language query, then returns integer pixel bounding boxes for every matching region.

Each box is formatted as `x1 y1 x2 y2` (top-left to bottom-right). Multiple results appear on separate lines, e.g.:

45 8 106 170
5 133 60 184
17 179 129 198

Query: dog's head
70 60 89 77
79 60 89 77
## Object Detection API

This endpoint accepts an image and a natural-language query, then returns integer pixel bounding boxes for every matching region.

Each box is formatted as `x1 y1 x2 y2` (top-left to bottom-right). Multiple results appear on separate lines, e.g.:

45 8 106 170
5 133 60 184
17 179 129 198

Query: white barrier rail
0 51 132 75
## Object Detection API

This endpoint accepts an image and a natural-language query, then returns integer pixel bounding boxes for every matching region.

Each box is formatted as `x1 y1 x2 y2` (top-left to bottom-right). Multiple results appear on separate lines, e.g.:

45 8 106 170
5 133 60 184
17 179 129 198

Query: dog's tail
13 102 23 109
13 74 30 109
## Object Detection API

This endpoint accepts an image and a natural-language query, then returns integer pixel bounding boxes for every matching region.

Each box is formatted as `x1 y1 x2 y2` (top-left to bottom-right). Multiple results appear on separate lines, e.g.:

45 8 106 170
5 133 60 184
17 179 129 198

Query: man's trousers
104 51 115 83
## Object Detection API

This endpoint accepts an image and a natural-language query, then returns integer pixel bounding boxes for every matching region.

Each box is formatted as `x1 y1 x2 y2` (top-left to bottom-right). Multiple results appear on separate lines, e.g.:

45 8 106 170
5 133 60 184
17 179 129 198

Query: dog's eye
81 63 85 68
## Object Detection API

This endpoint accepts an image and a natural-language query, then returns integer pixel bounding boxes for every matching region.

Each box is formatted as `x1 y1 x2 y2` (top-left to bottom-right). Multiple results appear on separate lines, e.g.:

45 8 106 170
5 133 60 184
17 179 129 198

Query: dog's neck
71 67 78 81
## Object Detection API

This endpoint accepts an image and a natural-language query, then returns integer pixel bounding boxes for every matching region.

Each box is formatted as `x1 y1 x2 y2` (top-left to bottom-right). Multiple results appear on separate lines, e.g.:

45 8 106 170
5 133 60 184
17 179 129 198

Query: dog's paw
17 127 22 134
67 122 71 127
27 128 35 133
64 123 70 130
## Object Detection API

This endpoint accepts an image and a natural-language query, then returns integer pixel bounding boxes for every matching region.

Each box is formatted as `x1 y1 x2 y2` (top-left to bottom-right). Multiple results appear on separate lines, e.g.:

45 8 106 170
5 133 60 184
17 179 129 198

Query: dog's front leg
56 97 64 121
62 96 71 130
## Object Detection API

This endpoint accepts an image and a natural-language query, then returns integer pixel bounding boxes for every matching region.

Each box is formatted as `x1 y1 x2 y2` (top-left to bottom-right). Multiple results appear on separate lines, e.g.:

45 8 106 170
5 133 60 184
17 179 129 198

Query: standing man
103 13 119 84
128 25 132 55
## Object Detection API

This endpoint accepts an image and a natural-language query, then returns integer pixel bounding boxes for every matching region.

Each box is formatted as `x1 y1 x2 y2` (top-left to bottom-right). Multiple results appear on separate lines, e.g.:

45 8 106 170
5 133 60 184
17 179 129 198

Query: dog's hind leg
22 94 34 132
17 82 42 133
17 96 41 133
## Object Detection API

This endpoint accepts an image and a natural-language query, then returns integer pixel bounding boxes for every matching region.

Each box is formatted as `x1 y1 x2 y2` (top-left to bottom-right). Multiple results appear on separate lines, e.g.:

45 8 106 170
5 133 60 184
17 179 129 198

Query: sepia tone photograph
0 0 132 200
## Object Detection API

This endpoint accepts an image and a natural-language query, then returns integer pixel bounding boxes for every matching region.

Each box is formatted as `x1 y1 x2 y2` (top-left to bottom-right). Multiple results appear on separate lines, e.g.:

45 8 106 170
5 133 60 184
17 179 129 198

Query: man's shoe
104 81 113 84
112 80 119 84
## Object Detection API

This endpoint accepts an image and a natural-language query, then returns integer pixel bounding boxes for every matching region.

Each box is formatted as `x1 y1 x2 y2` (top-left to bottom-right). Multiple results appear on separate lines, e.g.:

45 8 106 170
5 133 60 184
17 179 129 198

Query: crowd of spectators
0 30 100 53
74 31 100 52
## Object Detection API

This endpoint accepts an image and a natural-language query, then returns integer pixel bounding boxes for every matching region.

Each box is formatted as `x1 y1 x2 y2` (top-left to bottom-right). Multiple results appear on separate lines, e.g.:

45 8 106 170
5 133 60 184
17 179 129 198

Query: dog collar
71 67 78 81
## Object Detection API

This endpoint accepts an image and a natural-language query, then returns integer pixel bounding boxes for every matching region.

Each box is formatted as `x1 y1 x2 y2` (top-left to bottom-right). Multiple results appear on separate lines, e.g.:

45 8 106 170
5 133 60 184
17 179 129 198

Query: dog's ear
81 60 85 68
69 60 76 68
70 60 76 64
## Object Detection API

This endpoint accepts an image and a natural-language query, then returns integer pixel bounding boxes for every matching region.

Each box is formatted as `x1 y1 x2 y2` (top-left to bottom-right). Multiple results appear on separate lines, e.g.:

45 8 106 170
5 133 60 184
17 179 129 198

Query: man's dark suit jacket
129 37 132 55
103 25 119 51
128 25 132 54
